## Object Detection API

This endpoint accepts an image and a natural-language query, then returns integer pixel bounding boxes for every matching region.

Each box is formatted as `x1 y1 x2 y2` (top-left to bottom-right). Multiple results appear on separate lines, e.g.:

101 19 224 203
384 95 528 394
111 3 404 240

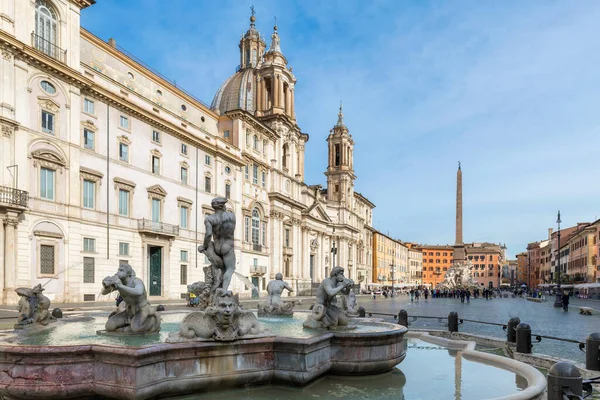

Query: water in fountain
233 271 259 296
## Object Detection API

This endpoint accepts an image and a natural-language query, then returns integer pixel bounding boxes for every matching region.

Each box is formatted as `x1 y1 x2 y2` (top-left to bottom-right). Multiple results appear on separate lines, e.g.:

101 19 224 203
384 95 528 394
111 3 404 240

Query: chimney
548 228 553 239
108 38 117 48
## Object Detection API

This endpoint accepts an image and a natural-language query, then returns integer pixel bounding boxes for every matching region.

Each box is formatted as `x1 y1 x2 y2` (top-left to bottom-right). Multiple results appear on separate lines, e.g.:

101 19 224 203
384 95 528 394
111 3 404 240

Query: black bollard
586 332 600 371
156 305 165 312
51 308 63 319
516 323 532 354
448 311 459 333
358 306 366 318
547 361 582 400
398 309 408 327
506 317 520 344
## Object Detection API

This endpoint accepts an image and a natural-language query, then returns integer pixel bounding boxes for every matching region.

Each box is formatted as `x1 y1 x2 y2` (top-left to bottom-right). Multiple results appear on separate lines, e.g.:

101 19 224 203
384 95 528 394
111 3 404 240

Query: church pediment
303 202 331 223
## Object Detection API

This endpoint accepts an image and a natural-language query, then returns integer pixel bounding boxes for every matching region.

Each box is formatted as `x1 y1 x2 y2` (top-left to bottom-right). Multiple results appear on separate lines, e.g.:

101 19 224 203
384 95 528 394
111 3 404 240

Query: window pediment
117 135 131 145
82 120 97 131
31 149 66 168
180 161 190 169
38 97 60 112
147 184 166 199
177 196 193 207
80 167 103 183
151 149 162 157
114 177 136 191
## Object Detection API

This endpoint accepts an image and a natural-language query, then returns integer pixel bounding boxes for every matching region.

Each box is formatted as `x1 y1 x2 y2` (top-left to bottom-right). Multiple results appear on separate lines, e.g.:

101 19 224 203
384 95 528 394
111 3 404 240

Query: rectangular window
181 143 188 155
83 129 95 150
152 130 161 143
120 115 129 129
181 167 188 184
244 216 250 242
180 264 188 285
83 257 95 283
83 237 95 252
262 171 266 188
225 183 231 199
181 250 188 262
119 242 129 256
180 206 188 229
204 176 211 193
119 143 129 162
253 164 258 185
83 179 95 209
205 155 211 165
262 221 267 246
152 156 160 174
118 189 129 216
246 132 250 147
285 229 290 247
244 165 249 180
263 139 268 154
84 98 95 114
40 244 55 275
151 198 161 222
41 110 55 134
223 130 230 139
40 167 55 200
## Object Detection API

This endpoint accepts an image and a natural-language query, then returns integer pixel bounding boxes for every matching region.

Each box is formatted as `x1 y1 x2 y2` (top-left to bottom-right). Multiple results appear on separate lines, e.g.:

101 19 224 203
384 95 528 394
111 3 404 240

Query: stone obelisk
453 162 466 264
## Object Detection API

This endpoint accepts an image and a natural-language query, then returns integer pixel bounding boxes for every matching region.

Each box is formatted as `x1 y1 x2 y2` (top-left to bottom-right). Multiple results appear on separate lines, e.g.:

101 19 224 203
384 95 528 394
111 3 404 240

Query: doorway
148 246 162 296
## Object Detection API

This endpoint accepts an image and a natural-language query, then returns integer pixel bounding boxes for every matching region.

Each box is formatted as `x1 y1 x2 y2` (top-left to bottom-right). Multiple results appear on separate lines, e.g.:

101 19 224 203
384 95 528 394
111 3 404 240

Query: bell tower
239 6 266 69
325 104 355 204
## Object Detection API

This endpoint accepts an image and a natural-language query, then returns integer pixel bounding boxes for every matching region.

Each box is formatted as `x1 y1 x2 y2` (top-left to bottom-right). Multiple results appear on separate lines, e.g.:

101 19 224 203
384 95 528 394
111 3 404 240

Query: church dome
211 68 257 115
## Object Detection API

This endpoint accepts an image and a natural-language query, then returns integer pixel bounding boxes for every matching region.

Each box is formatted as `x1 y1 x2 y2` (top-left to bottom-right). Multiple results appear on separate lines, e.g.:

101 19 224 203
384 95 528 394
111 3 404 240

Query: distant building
405 243 423 285
516 252 528 285
415 245 454 287
372 232 408 288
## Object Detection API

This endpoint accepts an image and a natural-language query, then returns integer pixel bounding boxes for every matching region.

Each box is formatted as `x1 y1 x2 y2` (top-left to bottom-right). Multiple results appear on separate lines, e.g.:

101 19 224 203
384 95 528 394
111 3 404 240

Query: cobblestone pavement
356 295 600 363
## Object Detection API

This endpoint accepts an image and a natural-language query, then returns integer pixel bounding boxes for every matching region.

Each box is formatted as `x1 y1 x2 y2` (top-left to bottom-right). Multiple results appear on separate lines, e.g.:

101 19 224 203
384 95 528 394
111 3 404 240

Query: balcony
283 246 294 256
242 242 267 253
0 186 29 209
137 219 179 237
250 265 267 276
32 33 66 63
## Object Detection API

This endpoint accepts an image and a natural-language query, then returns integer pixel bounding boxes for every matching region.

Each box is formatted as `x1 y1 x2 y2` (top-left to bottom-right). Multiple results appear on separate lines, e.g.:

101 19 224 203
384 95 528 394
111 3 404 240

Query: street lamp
390 262 396 298
553 210 562 308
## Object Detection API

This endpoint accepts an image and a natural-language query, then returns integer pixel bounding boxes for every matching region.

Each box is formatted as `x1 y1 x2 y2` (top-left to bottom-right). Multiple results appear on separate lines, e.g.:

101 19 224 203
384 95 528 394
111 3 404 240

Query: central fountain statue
257 273 295 316
101 263 161 334
170 196 261 341
303 267 355 329
14 284 54 329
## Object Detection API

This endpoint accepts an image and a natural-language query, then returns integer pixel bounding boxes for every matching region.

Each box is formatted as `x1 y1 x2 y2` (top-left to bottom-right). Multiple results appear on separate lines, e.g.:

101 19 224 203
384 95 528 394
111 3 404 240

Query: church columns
278 76 284 109
290 89 295 120
257 78 263 113
273 75 279 109
3 213 18 302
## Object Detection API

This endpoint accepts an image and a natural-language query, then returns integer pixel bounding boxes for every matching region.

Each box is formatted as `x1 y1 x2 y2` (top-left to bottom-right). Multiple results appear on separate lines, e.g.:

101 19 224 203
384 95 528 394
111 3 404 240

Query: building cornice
224 109 279 140
72 0 96 9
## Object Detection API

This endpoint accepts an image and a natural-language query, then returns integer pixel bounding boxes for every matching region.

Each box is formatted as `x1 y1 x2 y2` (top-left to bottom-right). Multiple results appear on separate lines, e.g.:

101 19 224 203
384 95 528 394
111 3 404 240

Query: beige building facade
0 1 375 304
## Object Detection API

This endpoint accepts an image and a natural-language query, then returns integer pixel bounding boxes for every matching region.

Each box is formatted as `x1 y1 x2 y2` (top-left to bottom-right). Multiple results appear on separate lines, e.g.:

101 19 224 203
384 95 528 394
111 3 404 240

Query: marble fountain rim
406 331 547 400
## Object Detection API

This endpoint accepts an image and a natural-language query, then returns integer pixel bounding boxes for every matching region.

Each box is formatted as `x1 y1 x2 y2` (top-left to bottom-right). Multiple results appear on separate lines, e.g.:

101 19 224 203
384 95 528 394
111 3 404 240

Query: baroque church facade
0 1 375 303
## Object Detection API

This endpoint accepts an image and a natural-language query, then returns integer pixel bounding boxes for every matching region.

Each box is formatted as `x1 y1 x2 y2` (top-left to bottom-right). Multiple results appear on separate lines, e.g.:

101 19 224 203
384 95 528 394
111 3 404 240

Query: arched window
251 208 260 246
35 0 58 57
282 143 289 169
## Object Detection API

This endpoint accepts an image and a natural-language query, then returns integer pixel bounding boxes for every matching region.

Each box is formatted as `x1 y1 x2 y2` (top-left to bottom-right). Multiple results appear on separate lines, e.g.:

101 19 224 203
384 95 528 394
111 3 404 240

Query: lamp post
390 261 396 298
553 210 562 308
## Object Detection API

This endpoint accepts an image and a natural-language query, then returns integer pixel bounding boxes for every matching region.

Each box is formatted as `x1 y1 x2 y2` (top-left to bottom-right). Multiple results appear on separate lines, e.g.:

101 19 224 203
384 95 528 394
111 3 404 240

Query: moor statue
101 263 161 334
303 266 355 329
198 197 236 294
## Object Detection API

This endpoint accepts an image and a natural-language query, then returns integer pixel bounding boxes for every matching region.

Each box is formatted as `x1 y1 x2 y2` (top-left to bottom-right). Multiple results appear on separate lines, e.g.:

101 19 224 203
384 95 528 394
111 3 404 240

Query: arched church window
282 143 289 169
334 144 340 166
252 49 257 67
251 208 260 246
35 0 58 57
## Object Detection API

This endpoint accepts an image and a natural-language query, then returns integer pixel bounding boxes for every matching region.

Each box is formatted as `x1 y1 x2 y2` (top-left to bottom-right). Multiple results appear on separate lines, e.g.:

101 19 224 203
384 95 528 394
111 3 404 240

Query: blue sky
82 1 600 258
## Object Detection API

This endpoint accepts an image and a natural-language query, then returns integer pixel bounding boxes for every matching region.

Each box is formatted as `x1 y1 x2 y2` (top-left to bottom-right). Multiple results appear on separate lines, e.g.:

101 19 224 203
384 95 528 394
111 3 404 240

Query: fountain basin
0 317 407 400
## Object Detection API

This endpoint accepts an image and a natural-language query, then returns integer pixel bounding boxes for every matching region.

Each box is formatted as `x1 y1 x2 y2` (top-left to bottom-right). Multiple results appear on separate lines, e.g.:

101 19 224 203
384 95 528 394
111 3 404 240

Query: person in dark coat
561 290 569 311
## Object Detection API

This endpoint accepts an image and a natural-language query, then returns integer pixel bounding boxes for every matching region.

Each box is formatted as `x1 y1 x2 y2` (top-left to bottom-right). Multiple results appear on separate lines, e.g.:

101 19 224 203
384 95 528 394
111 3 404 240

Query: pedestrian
466 290 471 303
424 289 429 300
410 289 414 302
561 290 569 312
460 290 465 303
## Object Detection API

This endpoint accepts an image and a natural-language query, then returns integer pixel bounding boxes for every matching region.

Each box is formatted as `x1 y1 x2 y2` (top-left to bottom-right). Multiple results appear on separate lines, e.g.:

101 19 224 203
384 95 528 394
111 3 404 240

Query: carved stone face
214 296 237 325
335 272 345 283
116 266 128 280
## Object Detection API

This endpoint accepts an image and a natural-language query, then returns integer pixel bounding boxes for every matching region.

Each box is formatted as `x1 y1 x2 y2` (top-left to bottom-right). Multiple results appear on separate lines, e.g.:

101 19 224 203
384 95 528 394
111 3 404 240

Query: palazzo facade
0 1 375 303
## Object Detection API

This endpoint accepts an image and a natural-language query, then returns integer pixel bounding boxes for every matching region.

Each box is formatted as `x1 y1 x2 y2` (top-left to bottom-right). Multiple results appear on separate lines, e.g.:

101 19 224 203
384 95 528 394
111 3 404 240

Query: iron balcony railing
0 186 29 208
31 33 66 63
249 265 267 275
137 219 179 236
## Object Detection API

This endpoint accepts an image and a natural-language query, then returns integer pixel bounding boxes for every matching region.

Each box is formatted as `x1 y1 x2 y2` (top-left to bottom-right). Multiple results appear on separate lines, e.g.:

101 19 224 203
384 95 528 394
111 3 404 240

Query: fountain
0 198 547 399
438 262 478 288
257 273 296 317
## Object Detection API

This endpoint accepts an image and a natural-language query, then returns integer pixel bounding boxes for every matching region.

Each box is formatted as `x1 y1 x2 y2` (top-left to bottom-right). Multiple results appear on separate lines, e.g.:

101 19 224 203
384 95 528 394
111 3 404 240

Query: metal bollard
448 311 459 333
506 317 520 343
516 323 532 354
547 361 582 400
398 309 408 327
586 332 600 371
358 307 366 318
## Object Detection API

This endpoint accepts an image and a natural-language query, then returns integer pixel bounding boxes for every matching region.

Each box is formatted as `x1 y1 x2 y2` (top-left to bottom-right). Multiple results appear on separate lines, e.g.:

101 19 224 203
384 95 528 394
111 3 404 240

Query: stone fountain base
0 318 406 400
